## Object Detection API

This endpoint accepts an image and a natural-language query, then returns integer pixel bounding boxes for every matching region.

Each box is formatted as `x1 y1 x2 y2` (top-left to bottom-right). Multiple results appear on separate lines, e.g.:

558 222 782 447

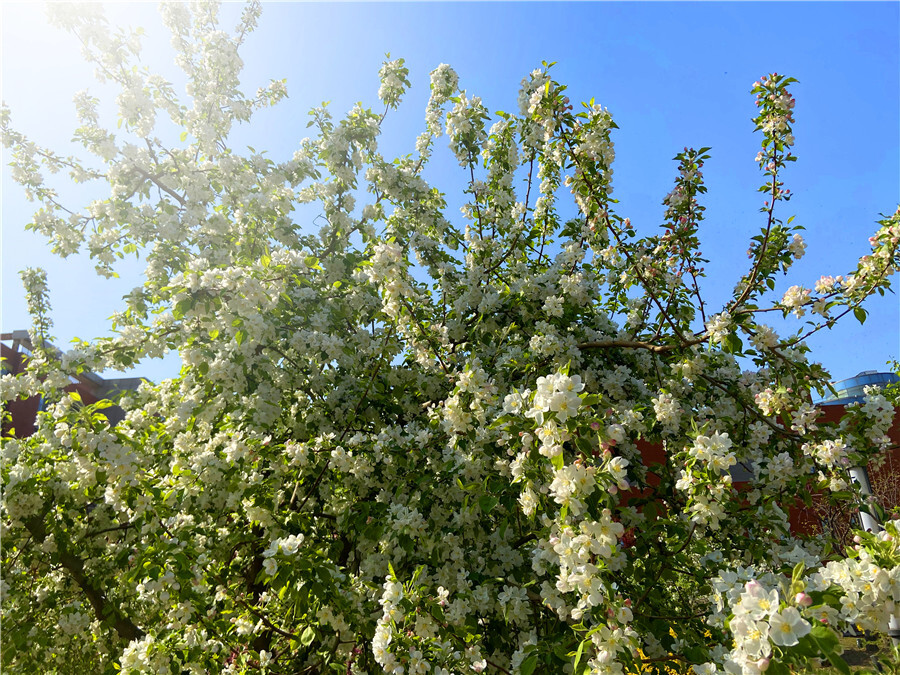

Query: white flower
781 285 811 317
789 234 806 259
543 295 564 317
750 324 778 351
731 616 771 658
693 665 720 675
378 58 409 108
768 606 811 646
738 581 779 620
815 275 841 293
706 311 732 346
653 392 682 429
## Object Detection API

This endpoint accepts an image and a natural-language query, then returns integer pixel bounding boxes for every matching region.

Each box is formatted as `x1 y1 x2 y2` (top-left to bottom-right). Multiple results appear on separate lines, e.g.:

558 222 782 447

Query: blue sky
2 2 898 384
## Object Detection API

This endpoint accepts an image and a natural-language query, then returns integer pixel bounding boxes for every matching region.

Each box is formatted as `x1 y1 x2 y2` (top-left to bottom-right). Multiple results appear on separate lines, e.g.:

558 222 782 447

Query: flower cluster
525 372 585 425
378 57 411 109
780 285 811 317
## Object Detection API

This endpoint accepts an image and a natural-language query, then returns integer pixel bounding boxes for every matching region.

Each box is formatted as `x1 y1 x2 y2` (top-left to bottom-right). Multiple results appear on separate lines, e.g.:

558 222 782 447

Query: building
818 371 900 406
790 371 900 539
621 371 900 542
1 330 144 438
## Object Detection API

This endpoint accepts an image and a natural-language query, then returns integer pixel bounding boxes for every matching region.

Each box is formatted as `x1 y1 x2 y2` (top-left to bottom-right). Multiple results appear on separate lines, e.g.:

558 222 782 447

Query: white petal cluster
689 432 737 474
120 634 170 674
712 577 812 674
549 461 596 516
525 373 584 425
378 58 409 109
705 311 732 346
373 579 406 674
818 547 900 632
860 386 896 447
780 285 811 317
445 93 489 166
652 391 682 433
366 240 413 318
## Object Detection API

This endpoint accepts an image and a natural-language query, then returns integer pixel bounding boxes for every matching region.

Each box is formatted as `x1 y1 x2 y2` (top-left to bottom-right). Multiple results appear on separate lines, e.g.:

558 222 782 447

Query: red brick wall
1 343 101 438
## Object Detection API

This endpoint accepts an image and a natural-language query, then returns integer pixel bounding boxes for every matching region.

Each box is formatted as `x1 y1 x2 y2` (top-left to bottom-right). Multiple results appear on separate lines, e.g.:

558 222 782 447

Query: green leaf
520 654 539 675
810 624 841 655
581 394 601 407
854 307 867 325
300 625 315 646
822 649 851 675
179 131 188 142
571 639 587 674
478 496 499 514
173 298 192 319
551 453 565 471
724 333 743 354
683 645 706 663
235 330 246 346
792 634 820 658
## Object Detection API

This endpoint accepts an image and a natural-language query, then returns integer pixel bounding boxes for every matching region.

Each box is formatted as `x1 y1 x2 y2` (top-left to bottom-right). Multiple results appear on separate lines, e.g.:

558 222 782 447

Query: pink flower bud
757 658 770 672
794 593 812 607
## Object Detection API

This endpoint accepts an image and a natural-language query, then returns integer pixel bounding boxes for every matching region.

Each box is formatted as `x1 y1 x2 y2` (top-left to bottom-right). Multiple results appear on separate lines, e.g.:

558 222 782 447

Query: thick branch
578 338 703 354
24 515 143 643
131 165 187 206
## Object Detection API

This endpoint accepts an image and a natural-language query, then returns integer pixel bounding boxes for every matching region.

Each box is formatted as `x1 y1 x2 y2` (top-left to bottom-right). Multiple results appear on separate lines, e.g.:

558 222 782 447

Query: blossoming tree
2 3 900 675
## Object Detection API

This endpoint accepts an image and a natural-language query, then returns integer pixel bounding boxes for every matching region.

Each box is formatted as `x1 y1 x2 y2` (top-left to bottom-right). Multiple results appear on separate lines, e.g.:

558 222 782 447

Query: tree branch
24 515 143 643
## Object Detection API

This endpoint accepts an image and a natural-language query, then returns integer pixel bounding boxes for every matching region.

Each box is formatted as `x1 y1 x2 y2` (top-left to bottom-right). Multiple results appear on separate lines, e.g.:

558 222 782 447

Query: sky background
2 1 898 385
